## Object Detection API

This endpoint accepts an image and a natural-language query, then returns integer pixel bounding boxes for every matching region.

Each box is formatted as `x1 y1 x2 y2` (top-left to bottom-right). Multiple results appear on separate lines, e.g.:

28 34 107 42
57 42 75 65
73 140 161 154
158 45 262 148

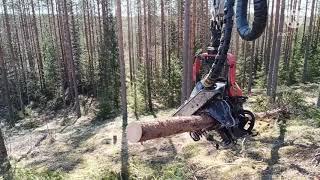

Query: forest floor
1 84 320 180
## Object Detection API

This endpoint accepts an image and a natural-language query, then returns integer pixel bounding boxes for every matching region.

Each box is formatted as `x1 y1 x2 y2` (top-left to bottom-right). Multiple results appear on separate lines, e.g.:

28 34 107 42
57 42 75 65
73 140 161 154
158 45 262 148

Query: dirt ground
2 109 319 179
2 85 320 179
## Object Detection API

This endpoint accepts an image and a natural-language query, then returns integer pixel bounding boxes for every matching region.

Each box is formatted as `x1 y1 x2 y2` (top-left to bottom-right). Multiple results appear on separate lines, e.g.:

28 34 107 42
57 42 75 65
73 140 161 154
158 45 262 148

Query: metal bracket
173 83 226 117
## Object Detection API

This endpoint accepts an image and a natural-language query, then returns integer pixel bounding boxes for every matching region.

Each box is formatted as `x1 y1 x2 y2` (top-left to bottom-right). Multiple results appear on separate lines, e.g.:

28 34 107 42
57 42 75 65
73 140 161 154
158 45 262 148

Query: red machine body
192 52 243 97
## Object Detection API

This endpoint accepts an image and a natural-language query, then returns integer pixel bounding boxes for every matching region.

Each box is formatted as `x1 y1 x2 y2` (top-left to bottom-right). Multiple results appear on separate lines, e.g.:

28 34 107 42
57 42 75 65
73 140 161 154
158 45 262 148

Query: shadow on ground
261 119 287 179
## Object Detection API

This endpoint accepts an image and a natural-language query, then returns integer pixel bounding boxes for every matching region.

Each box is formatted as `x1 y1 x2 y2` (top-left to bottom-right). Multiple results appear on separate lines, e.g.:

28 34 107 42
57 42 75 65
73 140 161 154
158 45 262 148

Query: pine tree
302 0 316 82
271 0 286 100
267 0 281 96
70 0 82 90
97 0 120 118
0 42 14 123
248 40 256 93
181 0 191 102
62 0 81 118
317 87 320 108
31 0 45 90
2 0 24 112
116 0 129 179
127 0 133 84
0 128 11 177
265 0 275 76
160 0 167 75
142 0 153 112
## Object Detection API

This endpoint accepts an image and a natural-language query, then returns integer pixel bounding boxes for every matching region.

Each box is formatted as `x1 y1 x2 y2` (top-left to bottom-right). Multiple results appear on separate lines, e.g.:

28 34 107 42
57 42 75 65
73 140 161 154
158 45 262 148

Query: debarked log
126 109 287 143
126 115 219 143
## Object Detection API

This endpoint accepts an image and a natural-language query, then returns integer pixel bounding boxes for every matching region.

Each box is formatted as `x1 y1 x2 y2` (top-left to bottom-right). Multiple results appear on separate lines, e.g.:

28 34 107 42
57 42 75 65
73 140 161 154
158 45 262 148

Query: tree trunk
317 86 320 108
152 0 157 74
271 0 286 100
181 0 191 103
0 128 11 178
31 0 45 90
83 0 95 95
137 0 143 64
2 0 24 112
142 0 153 112
188 0 196 91
242 41 247 88
177 0 184 57
288 0 302 85
301 0 309 50
302 0 316 82
265 0 275 77
314 16 320 47
12 1 27 112
116 0 129 179
62 0 81 118
267 0 280 96
248 40 256 94
160 0 167 75
0 44 14 123
127 0 133 84
56 0 68 106
129 3 135 76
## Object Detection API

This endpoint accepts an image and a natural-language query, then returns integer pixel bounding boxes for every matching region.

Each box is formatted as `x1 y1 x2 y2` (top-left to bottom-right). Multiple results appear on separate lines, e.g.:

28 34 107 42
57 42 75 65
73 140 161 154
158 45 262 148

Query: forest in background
0 0 319 129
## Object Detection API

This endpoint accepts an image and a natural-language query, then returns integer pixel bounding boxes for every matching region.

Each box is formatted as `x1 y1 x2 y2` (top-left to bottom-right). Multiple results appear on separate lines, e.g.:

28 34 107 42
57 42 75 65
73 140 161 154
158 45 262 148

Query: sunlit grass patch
129 157 157 179
182 143 200 159
279 146 303 157
159 162 192 180
12 167 64 180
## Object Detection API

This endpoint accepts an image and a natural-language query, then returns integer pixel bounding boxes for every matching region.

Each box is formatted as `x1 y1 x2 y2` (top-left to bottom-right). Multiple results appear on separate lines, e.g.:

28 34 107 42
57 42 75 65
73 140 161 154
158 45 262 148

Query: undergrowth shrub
129 54 182 115
154 54 182 108
101 171 119 180
12 168 64 180
96 101 119 120
157 162 192 180
251 87 315 118
252 86 320 126
275 89 307 115
128 64 147 114
305 107 320 127
128 156 192 179
252 95 270 112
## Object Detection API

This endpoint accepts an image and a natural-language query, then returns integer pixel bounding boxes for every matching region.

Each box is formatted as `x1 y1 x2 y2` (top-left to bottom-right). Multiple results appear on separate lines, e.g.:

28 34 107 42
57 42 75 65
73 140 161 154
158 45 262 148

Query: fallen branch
312 152 320 167
255 108 288 121
17 134 48 162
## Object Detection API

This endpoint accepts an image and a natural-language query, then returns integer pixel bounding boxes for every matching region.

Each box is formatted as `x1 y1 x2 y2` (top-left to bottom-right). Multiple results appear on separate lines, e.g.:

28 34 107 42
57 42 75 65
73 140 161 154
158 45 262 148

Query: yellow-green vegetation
10 168 64 180
182 143 200 159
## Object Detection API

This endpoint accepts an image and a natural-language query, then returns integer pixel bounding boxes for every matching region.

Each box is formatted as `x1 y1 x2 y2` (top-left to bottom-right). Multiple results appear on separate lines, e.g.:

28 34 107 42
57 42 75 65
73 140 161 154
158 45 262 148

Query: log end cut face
127 122 142 143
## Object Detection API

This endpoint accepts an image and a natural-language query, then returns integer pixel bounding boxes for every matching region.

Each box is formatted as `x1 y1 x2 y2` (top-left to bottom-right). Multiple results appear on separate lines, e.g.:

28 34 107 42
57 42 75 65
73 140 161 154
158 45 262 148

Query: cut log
126 109 289 143
127 115 219 143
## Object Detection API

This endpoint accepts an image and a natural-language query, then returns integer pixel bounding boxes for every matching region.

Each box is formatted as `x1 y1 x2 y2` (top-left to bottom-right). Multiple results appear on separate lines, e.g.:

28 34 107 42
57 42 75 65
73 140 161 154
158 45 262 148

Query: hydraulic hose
203 0 235 86
236 0 268 41
202 0 267 87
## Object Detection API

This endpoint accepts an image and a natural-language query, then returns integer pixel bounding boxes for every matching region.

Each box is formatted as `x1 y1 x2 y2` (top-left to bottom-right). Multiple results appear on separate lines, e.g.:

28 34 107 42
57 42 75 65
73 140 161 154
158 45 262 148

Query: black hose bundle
236 0 268 41
205 0 235 84
203 0 267 86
